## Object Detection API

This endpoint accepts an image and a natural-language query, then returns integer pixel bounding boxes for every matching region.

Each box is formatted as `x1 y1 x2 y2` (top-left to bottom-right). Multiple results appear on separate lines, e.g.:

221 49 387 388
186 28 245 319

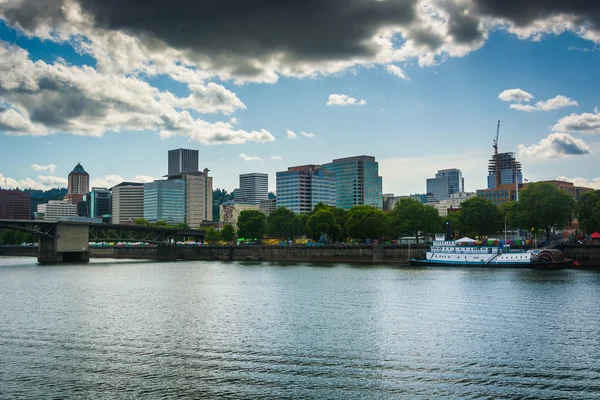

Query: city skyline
1 2 600 195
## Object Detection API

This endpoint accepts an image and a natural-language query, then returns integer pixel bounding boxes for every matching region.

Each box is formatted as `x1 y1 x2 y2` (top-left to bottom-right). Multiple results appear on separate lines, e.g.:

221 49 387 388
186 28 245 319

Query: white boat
409 235 570 269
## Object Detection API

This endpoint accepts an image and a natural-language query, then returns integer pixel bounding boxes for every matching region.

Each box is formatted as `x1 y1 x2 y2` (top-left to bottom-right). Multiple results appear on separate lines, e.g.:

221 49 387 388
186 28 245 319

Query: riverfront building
426 169 464 203
322 156 382 210
259 199 277 215
276 165 336 214
65 163 90 206
168 148 199 176
0 189 30 220
238 173 268 205
144 180 186 224
37 200 77 221
81 187 112 219
166 170 213 228
433 192 476 216
477 180 593 205
111 182 144 224
220 202 259 229
487 152 523 189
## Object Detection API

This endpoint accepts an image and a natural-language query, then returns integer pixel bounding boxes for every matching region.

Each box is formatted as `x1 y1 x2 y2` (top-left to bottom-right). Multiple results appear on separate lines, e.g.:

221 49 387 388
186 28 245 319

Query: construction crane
494 120 500 189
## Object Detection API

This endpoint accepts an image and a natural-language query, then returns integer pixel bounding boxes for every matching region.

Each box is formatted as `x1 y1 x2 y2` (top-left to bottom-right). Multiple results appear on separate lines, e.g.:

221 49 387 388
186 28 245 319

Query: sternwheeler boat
409 235 571 269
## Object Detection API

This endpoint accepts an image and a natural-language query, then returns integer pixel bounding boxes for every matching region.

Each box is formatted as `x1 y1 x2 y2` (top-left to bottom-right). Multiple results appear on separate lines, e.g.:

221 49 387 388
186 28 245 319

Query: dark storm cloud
74 0 417 60
473 0 600 30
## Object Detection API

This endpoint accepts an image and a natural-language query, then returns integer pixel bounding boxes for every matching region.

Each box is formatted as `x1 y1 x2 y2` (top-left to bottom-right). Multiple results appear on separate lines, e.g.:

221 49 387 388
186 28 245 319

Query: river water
1 257 600 399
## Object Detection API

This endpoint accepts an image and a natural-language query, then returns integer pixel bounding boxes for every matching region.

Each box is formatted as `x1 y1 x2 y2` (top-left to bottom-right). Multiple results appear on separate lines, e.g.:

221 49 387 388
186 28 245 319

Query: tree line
204 182 598 244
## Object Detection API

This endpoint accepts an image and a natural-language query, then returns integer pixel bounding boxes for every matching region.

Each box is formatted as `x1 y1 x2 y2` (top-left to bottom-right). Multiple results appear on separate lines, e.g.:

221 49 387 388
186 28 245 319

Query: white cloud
0 42 274 145
498 89 534 103
91 175 126 188
271 156 282 160
552 108 600 134
509 95 578 112
386 64 410 81
300 131 315 138
239 153 263 162
555 176 600 189
286 129 298 139
133 175 158 183
517 133 591 159
30 163 57 174
229 117 240 125
0 172 67 190
327 94 367 106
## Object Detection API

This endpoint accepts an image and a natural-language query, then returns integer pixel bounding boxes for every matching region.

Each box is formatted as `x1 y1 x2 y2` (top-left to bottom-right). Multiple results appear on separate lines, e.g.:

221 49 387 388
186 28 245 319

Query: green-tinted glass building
322 155 383 210
143 179 186 224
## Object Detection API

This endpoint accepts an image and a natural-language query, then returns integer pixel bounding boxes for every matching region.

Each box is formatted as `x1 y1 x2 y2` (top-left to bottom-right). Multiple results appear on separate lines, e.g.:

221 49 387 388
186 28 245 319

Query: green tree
212 188 231 221
577 190 600 234
237 210 267 241
306 209 341 241
267 207 302 239
154 220 171 227
174 223 189 229
458 196 503 238
221 224 236 243
515 182 575 240
345 205 389 241
297 213 309 237
310 202 347 240
134 218 152 226
389 198 441 243
442 211 462 238
204 227 221 244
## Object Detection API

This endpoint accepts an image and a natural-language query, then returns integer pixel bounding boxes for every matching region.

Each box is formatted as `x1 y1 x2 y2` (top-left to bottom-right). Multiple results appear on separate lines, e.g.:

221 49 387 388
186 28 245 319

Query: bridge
0 219 206 263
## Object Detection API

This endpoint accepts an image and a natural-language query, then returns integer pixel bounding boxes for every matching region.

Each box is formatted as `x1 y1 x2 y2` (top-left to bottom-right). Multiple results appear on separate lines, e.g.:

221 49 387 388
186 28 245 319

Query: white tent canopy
456 237 477 243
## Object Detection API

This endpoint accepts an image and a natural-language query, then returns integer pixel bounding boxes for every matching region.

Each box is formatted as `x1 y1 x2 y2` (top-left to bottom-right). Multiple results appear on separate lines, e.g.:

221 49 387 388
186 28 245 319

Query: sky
1 0 599 195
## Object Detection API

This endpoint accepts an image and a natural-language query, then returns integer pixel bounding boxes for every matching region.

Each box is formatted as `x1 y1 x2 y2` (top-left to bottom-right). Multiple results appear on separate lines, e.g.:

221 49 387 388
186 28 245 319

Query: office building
239 173 268 205
276 165 336 214
37 200 77 221
80 187 112 219
168 148 199 176
220 202 259 229
426 169 464 203
434 192 476 216
65 163 90 206
477 180 593 205
166 169 213 228
144 179 186 224
111 182 144 224
259 199 277 216
0 189 30 220
322 155 382 210
487 152 523 189
382 194 395 212
383 193 429 212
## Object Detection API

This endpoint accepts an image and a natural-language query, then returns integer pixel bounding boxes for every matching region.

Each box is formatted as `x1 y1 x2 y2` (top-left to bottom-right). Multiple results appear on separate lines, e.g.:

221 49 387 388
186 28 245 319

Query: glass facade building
322 156 382 210
276 165 336 214
426 169 464 203
239 173 269 205
144 179 186 224
487 152 523 189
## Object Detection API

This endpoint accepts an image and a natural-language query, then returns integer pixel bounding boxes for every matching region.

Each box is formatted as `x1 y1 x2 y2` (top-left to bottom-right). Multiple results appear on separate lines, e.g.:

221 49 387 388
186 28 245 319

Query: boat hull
409 258 572 269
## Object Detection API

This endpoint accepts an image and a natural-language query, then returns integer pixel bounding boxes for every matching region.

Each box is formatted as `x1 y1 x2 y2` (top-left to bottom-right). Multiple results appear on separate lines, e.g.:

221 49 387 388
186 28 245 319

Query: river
1 257 600 399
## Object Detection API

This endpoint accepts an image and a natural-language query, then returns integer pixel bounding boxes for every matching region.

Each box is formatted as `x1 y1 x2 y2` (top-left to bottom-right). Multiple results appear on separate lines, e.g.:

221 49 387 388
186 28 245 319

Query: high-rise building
0 189 30 220
166 169 213 228
80 187 112 219
65 163 90 205
144 179 186 224
111 182 144 224
426 169 464 203
239 173 268 205
168 148 199 176
259 199 277 215
276 165 336 214
37 200 77 221
322 156 382 210
487 152 523 189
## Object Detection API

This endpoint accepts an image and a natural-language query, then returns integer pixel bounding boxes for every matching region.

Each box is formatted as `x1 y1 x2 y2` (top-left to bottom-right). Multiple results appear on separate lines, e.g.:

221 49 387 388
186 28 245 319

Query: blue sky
1 1 599 194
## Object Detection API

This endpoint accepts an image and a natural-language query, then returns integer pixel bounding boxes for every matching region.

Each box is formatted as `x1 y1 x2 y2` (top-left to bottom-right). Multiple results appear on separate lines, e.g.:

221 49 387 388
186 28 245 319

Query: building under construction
487 152 523 189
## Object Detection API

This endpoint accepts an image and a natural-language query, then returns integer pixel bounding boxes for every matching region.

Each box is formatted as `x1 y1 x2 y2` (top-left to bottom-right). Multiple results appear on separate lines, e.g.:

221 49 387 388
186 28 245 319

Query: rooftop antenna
493 120 500 189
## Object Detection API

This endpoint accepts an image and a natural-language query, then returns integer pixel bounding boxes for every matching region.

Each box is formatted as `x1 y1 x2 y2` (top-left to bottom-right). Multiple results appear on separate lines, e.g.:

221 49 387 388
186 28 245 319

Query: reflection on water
1 257 600 399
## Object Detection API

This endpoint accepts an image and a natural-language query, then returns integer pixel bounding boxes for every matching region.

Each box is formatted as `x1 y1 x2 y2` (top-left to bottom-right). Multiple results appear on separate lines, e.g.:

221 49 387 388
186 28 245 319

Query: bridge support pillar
38 224 90 264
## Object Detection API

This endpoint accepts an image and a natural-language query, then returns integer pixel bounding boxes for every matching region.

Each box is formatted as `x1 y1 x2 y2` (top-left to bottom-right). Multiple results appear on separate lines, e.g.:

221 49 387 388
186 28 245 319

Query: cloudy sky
1 0 599 194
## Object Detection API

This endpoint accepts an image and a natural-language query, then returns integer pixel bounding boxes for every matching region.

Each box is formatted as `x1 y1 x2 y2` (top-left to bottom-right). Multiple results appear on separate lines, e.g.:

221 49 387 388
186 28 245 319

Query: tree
267 207 302 239
577 190 600 234
212 188 231 221
174 223 189 229
154 220 170 227
237 210 266 241
442 211 462 238
389 198 441 243
134 218 152 226
458 196 503 238
310 202 347 240
221 224 236 243
306 209 341 241
204 227 221 244
344 205 389 241
515 182 575 240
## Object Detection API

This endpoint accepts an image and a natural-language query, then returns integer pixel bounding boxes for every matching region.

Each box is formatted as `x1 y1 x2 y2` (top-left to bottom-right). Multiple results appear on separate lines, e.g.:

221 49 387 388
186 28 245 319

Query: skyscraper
168 148 199 176
144 179 186 224
65 163 90 206
322 156 382 210
239 173 268 205
0 189 30 220
111 182 144 224
276 165 336 214
487 152 523 189
81 187 112 219
426 168 464 203
166 169 213 227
